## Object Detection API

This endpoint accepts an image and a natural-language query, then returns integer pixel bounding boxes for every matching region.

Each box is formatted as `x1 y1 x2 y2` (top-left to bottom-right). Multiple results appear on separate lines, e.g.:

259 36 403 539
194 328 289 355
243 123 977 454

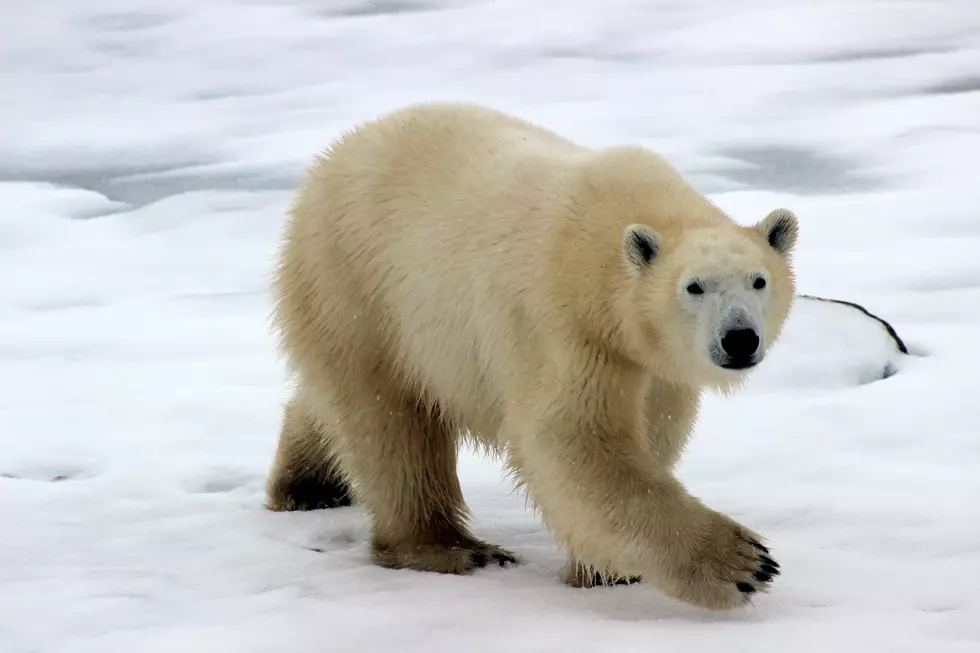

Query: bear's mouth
720 360 759 371
709 347 762 371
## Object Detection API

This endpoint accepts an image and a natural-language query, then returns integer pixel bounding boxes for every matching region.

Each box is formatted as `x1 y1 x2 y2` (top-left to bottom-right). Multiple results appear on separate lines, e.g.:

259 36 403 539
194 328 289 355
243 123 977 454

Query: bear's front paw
667 511 780 610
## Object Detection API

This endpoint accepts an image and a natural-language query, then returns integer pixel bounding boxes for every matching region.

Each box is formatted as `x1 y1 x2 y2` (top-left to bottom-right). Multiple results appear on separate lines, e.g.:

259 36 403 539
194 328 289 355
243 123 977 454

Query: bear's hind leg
324 380 518 574
266 396 354 511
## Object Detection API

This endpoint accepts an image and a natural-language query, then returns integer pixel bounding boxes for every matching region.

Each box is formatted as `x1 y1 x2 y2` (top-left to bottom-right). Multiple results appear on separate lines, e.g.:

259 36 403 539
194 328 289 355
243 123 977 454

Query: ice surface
1 1 979 651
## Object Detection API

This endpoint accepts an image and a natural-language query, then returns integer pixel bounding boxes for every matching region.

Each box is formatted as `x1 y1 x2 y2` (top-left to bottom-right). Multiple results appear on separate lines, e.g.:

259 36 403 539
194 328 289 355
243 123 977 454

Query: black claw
492 552 517 566
759 555 779 569
760 564 780 576
589 572 642 587
753 571 772 583
749 539 770 554
736 582 756 594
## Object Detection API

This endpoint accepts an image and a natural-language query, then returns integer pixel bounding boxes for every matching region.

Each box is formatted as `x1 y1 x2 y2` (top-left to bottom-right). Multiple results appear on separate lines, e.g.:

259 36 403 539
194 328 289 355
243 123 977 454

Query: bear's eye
686 282 705 296
753 277 767 290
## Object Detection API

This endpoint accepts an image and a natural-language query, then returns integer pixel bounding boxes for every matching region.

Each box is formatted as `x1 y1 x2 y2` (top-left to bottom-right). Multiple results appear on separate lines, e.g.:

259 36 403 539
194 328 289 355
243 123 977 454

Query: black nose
721 328 760 364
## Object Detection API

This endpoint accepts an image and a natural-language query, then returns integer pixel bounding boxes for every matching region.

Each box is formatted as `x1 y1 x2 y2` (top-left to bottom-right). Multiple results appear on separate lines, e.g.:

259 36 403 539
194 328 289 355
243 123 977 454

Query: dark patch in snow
808 46 953 63
0 162 298 212
881 362 898 380
1 160 208 206
103 169 297 208
189 86 289 102
535 47 649 63
714 145 878 194
322 0 439 17
0 469 93 483
80 12 175 33
921 77 980 96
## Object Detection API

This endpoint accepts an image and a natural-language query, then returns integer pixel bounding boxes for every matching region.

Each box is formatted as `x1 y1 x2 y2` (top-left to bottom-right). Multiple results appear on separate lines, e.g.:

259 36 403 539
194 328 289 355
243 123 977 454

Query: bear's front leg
505 398 779 610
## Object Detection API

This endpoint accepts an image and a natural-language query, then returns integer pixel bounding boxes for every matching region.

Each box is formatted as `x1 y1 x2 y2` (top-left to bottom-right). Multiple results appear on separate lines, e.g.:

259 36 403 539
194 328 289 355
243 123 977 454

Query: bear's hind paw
373 538 519 575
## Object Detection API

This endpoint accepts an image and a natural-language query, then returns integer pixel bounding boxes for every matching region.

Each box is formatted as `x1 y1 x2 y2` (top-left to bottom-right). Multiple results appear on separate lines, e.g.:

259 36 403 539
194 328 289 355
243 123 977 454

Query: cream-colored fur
266 102 798 610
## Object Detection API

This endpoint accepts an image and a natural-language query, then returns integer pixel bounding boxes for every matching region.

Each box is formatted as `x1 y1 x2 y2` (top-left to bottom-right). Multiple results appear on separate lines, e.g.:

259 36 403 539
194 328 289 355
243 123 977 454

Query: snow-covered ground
2 1 979 651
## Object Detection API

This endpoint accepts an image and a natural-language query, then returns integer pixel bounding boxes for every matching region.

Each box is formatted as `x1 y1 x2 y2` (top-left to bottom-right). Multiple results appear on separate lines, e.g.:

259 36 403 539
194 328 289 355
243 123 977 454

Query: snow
1 0 979 651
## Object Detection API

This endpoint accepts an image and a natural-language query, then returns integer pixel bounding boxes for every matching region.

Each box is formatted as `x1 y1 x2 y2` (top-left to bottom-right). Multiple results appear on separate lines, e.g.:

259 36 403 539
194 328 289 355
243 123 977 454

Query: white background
1 1 979 651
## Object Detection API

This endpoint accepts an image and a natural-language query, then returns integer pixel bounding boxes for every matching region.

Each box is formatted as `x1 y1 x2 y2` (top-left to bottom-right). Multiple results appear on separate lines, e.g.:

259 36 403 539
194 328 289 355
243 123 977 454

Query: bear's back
284 104 592 433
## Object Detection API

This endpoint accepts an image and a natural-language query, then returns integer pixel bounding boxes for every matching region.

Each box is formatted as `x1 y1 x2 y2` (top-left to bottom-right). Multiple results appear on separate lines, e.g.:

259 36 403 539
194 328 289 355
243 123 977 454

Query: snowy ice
1 1 979 651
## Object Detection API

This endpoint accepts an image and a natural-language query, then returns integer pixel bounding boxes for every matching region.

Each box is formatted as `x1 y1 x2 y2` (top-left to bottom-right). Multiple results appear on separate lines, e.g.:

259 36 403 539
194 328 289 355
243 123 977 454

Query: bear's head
620 208 798 391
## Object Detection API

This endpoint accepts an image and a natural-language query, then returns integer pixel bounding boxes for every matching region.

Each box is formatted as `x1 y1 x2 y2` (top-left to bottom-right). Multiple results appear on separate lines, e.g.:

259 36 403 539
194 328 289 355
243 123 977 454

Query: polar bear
265 102 798 610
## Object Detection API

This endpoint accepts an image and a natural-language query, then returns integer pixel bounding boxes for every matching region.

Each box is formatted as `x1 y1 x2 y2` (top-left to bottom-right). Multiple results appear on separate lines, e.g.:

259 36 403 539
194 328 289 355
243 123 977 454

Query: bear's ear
755 208 798 256
622 224 662 272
